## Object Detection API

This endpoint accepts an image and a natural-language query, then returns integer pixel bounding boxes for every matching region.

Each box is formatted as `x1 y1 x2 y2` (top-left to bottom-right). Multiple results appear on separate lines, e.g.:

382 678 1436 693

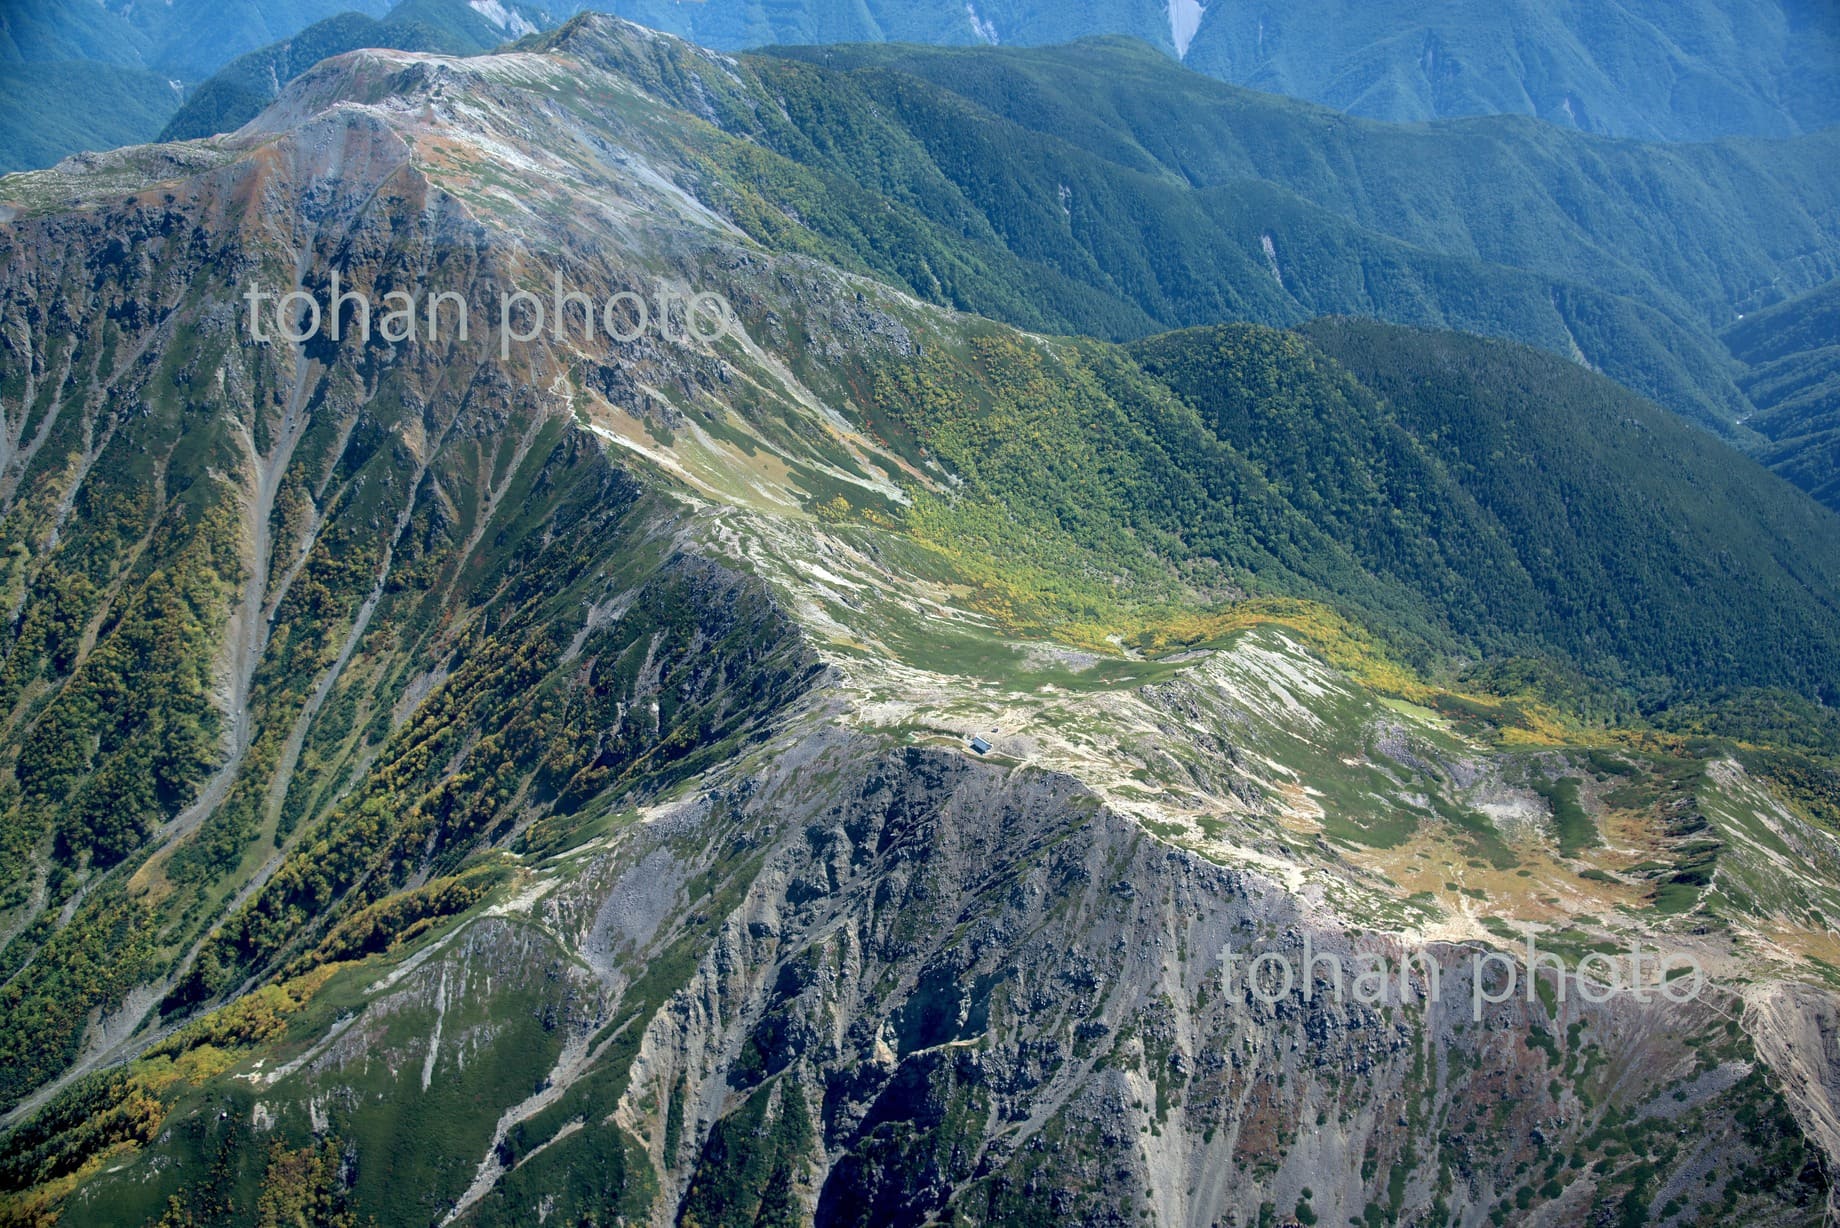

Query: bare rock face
145 735 1818 1228
0 16 1836 1228
1746 986 1840 1169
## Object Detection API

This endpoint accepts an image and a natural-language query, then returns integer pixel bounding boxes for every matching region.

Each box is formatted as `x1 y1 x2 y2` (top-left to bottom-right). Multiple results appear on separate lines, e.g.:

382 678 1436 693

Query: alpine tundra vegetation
0 11 1837 1228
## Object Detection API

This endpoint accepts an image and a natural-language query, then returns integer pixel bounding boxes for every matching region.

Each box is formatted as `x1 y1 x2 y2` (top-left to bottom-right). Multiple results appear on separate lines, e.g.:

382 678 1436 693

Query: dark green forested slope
0 63 180 173
546 26 1838 434
760 38 1840 331
828 306 1840 703
1121 320 1840 701
1724 278 1840 512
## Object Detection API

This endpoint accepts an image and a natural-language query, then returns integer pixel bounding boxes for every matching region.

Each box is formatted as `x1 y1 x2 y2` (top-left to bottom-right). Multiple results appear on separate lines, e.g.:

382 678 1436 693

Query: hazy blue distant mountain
0 0 143 63
0 0 584 171
0 0 393 171
1178 0 1840 140
593 0 1840 140
0 0 393 77
11 0 1835 169
0 62 182 172
106 0 396 79
159 0 575 141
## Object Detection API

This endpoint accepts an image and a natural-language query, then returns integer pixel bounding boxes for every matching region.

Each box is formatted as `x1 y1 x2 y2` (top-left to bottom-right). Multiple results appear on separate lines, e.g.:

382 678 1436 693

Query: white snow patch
1168 0 1206 59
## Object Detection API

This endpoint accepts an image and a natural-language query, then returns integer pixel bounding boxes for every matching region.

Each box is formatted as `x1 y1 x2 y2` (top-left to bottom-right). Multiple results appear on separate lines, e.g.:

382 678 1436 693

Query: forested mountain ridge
1132 319 1840 701
1724 277 1840 511
0 15 1838 1227
586 0 1840 140
526 28 1840 441
751 36 1840 333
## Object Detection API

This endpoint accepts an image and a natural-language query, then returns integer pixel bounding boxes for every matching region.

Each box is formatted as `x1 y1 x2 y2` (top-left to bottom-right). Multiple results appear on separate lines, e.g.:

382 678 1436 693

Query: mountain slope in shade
1725 278 1840 512
0 62 182 173
0 0 154 64
0 0 394 172
0 17 1838 1228
102 0 399 80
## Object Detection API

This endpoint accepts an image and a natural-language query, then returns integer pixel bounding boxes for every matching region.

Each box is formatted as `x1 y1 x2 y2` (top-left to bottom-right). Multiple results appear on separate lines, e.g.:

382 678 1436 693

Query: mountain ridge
1 15 1839 1227
586 0 1840 140
518 21 1840 440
